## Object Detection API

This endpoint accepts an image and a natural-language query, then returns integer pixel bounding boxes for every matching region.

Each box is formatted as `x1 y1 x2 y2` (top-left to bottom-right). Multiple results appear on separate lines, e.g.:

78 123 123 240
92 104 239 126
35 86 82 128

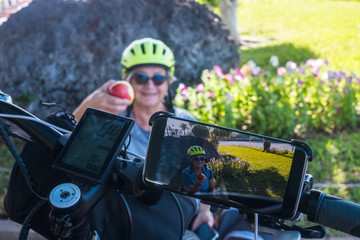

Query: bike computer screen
53 108 134 184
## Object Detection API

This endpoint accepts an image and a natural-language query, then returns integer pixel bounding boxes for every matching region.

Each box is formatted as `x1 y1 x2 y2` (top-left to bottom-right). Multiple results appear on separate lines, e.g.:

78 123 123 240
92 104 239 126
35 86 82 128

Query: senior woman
182 145 216 193
73 38 214 239
73 38 195 157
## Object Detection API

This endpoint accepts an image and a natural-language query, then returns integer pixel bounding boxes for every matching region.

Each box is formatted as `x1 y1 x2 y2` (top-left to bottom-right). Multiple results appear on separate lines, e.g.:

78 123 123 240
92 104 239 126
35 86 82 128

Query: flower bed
175 57 360 138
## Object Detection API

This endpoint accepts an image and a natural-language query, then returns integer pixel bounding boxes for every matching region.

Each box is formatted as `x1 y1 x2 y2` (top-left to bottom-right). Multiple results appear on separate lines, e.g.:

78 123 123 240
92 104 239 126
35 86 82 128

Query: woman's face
191 154 205 168
129 66 170 109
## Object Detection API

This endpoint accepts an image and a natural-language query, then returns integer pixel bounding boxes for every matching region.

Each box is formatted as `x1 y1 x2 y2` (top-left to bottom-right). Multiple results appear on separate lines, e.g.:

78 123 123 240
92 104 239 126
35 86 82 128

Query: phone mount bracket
148 111 174 126
255 214 326 239
291 139 313 161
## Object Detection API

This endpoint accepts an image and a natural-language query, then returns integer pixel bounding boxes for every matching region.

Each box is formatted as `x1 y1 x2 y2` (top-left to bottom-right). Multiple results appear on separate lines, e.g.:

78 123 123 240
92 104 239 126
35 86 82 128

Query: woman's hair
123 68 175 117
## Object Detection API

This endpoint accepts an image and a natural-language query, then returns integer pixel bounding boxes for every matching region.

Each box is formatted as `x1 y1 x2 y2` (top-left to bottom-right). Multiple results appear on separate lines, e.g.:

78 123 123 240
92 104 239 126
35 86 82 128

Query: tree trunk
219 0 241 46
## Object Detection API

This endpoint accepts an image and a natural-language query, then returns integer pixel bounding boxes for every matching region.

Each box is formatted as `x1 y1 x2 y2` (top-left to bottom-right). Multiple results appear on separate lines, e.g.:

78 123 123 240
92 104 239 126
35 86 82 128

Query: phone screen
144 115 309 219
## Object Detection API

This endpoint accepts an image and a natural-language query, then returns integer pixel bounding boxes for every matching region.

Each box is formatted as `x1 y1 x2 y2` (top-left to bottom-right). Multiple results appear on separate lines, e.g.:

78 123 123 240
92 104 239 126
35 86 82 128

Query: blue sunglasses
133 73 170 86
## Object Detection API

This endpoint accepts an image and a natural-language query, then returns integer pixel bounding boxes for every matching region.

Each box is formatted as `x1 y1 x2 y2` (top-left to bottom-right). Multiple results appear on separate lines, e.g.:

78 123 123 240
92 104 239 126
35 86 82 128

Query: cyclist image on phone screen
182 145 216 193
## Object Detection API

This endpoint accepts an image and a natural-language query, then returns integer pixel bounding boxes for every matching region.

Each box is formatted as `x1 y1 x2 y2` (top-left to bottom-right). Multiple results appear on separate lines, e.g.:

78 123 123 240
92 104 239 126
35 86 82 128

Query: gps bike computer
53 107 135 184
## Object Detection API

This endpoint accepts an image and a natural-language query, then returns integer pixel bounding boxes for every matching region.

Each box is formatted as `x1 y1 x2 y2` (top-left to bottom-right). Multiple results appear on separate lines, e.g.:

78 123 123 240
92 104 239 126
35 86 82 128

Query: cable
123 134 132 153
18 199 47 240
170 192 184 240
0 120 47 200
0 113 72 134
125 150 145 161
119 193 133 240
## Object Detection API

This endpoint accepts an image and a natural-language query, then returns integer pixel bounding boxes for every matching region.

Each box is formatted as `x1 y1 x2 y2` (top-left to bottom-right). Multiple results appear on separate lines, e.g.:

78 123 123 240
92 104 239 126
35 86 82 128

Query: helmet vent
140 44 146 54
130 49 136 56
153 44 157 54
162 49 166 55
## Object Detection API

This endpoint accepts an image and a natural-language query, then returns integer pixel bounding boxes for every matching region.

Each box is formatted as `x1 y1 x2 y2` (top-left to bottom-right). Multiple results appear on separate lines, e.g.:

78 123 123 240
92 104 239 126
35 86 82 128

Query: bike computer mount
53 107 135 185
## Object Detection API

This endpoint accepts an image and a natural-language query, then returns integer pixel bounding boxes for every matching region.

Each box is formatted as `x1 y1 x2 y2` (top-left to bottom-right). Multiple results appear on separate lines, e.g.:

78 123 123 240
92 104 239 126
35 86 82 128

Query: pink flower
234 68 244 79
181 86 188 96
179 83 186 89
213 65 223 78
196 83 204 93
297 79 304 85
336 106 341 113
297 68 306 75
306 59 323 69
225 73 234 83
209 92 214 99
195 102 200 108
306 59 323 76
277 67 287 76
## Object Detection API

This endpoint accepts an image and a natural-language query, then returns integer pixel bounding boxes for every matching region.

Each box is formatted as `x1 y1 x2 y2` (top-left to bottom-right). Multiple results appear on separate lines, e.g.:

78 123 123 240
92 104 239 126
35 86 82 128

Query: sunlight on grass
215 145 293 199
218 145 293 178
238 0 360 74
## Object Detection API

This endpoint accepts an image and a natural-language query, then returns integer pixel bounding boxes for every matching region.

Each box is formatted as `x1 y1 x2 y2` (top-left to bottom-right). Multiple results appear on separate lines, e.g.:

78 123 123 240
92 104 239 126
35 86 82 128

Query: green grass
0 139 24 218
215 145 293 199
306 131 360 185
238 0 360 75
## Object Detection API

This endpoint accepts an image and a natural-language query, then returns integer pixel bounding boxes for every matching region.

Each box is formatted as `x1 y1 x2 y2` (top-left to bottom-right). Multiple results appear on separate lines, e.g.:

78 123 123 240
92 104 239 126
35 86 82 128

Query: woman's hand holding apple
195 173 206 186
73 80 132 120
108 81 134 103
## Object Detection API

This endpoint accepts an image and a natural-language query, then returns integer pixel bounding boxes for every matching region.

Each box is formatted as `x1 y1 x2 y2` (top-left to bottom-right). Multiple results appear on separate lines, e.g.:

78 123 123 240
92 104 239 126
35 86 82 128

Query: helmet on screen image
121 38 175 76
187 145 206 157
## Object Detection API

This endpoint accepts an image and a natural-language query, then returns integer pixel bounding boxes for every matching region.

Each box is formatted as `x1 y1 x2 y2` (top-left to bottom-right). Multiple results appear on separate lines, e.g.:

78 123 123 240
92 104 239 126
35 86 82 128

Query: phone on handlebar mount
144 112 311 220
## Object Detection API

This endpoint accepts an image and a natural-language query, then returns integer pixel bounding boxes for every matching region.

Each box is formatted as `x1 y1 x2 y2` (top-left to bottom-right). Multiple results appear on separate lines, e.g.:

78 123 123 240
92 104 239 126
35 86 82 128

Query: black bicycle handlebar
299 189 360 237
2 98 360 239
0 100 63 153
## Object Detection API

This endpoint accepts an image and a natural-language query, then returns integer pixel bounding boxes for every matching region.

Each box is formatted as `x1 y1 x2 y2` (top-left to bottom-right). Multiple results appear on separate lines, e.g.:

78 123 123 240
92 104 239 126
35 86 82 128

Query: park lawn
216 145 293 199
218 145 293 179
238 0 360 75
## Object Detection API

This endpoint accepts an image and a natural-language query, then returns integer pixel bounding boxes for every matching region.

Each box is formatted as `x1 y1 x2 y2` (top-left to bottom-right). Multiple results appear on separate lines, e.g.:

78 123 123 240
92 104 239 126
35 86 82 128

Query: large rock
0 0 239 117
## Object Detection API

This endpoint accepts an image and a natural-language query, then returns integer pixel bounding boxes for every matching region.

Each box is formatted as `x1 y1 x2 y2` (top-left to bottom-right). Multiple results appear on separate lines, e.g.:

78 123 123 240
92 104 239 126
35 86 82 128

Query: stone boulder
0 0 239 117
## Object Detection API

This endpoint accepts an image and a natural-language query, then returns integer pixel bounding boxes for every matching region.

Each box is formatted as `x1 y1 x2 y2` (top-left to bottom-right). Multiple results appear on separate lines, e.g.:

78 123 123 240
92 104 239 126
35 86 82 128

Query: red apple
197 173 206 181
108 81 134 103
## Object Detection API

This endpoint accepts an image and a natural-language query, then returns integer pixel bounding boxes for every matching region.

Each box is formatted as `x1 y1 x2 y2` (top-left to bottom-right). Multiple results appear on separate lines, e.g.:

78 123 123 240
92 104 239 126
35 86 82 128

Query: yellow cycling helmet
121 38 175 76
187 145 206 157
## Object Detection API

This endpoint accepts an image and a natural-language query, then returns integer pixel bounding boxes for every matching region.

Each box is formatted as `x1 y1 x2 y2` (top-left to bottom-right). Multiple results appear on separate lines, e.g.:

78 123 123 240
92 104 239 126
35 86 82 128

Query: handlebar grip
300 190 360 237
317 194 360 237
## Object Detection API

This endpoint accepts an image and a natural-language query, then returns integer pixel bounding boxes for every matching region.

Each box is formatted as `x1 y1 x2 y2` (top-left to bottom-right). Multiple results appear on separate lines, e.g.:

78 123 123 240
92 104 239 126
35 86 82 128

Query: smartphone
143 113 311 219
